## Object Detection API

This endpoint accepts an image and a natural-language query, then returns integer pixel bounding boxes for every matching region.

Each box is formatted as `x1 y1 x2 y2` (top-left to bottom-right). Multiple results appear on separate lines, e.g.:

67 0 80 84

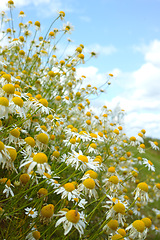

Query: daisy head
25 207 38 218
55 209 86 236
40 204 54 224
20 152 50 175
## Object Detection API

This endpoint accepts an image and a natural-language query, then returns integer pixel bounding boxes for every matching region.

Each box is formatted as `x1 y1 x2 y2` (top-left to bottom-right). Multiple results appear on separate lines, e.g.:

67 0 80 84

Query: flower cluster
0 2 160 240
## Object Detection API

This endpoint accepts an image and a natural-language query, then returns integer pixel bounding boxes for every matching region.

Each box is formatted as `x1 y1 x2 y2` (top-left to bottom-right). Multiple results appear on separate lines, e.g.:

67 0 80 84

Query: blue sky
1 0 160 138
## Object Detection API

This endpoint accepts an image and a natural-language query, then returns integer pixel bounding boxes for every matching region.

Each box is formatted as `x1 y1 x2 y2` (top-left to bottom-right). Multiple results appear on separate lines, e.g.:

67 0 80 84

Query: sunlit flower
55 209 86 236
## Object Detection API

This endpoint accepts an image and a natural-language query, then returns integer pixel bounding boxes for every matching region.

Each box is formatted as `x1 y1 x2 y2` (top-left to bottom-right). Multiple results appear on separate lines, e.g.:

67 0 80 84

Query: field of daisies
0 1 160 240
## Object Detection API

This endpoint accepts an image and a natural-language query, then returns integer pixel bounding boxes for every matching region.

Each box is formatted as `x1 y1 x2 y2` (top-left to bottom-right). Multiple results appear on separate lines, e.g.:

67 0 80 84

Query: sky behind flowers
1 0 160 138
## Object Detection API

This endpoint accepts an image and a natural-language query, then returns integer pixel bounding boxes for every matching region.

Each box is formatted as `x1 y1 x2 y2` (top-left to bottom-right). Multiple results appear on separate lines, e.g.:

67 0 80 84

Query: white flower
142 158 155 171
54 182 79 201
78 178 98 199
19 152 51 175
126 220 146 239
25 207 38 218
149 140 159 150
66 150 96 171
55 209 86 236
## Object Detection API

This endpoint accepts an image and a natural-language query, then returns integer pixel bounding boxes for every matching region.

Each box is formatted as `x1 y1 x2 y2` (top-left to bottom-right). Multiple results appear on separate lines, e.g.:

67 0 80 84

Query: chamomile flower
25 207 38 218
42 172 60 188
54 182 79 201
149 140 159 150
55 209 86 236
142 158 155 171
0 97 9 119
106 202 126 225
40 204 54 224
20 152 51 174
66 150 95 171
26 230 41 240
0 178 14 198
134 182 149 204
78 178 98 199
126 220 146 239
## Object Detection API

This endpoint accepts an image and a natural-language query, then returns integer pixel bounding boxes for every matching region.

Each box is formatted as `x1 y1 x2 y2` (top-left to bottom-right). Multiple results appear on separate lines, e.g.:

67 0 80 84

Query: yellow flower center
20 173 30 184
40 125 47 131
10 129 20 138
113 203 125 214
41 204 54 218
2 84 15 94
12 97 23 107
78 155 88 163
33 153 48 164
70 138 76 144
142 217 152 228
90 133 97 138
90 143 97 149
111 234 124 240
0 178 11 187
140 144 145 149
113 129 119 135
2 73 11 82
148 160 153 166
38 188 48 195
109 176 119 184
39 98 48 107
37 133 49 144
25 137 35 147
154 141 158 146
83 178 95 189
0 141 5 151
107 219 119 230
6 147 17 161
130 136 136 141
132 220 145 232
137 182 148 192
86 120 91 125
78 53 84 59
64 183 75 192
85 170 98 179
98 132 103 137
0 97 9 106
52 151 60 158
35 21 40 27
32 231 41 239
117 229 126 236
108 167 115 173
66 210 80 223
156 183 160 189
55 96 61 101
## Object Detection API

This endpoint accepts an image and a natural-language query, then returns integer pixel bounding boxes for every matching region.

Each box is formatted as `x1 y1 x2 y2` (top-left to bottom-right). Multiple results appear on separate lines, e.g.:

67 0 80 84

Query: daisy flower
26 230 41 240
54 182 79 201
19 152 51 174
142 158 155 171
134 182 149 204
66 150 96 171
55 209 86 236
106 202 126 225
0 178 14 198
42 172 60 188
25 207 38 218
78 178 98 199
149 140 159 150
126 220 146 240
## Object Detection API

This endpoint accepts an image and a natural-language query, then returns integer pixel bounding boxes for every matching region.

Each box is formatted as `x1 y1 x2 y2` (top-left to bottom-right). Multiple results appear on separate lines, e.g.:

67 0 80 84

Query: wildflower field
0 1 160 240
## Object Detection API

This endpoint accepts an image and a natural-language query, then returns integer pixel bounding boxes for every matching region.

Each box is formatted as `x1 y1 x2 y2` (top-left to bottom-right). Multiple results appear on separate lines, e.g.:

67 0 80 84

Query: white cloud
75 40 160 138
79 16 91 23
0 0 73 16
86 43 117 56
